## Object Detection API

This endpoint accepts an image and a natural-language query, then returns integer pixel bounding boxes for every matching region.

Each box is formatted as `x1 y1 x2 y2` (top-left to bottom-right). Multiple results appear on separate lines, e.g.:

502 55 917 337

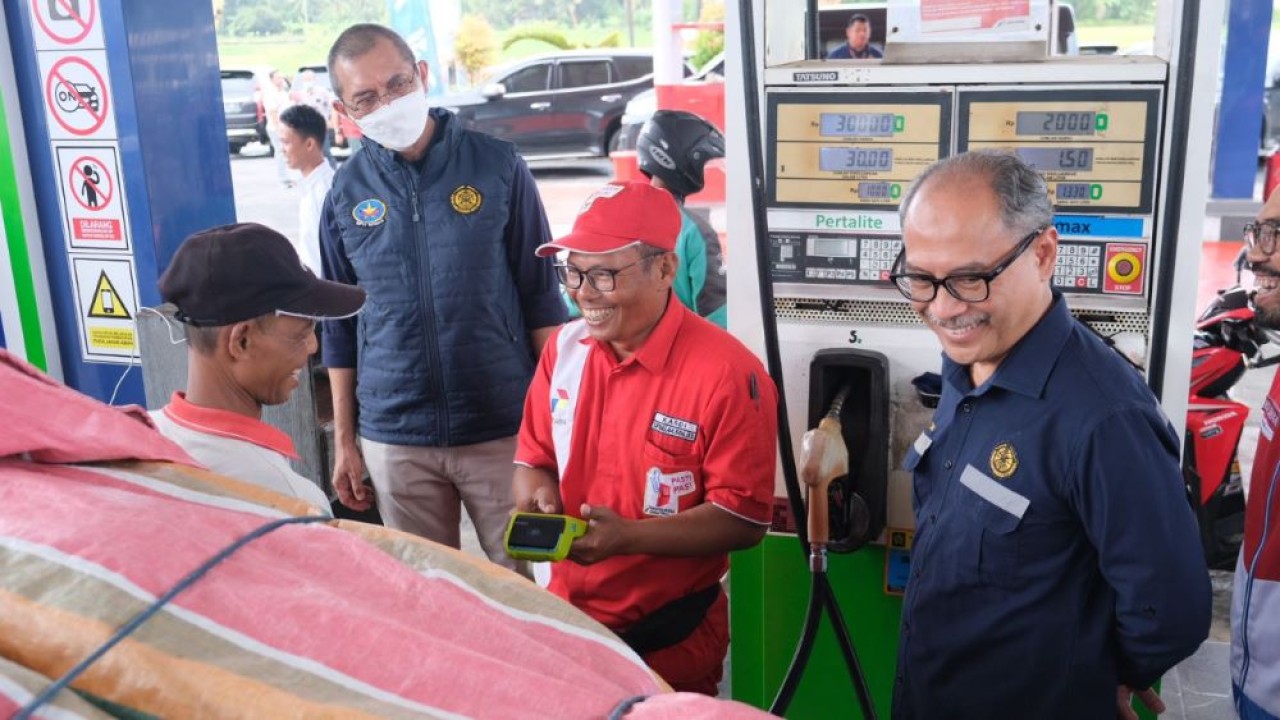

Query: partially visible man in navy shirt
888 150 1209 719
826 14 883 60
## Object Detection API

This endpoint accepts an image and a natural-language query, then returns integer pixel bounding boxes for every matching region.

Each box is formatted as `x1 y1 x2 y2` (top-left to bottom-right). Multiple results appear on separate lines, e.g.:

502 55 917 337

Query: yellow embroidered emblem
990 443 1018 479
451 185 482 215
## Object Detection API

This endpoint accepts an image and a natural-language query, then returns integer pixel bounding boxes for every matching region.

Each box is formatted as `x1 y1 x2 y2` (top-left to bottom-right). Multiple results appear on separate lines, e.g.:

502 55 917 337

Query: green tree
690 0 724 69
502 22 620 51
456 14 500 85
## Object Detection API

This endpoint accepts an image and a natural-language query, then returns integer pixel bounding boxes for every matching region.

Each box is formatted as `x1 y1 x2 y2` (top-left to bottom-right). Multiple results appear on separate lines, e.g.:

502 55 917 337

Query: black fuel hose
734 3 876 717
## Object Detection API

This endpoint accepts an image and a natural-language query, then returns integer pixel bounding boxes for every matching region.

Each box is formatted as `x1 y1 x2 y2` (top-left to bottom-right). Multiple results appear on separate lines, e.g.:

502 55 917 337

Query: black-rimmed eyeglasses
888 227 1046 304
554 252 666 293
1245 220 1280 256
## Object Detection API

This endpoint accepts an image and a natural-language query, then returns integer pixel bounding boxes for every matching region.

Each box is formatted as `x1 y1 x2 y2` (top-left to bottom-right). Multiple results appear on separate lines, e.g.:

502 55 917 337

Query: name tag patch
644 468 696 516
651 412 699 442
959 464 1029 520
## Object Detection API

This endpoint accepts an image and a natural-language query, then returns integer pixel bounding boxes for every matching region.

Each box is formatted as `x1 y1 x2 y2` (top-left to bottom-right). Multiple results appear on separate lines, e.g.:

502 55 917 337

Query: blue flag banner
388 0 448 96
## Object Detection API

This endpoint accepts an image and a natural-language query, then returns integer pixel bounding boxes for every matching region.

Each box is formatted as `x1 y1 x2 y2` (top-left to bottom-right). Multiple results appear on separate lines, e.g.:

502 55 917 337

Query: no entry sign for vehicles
41 52 114 138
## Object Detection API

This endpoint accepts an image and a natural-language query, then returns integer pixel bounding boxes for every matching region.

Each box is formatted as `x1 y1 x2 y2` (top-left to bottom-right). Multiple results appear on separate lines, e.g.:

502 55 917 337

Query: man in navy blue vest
319 24 566 570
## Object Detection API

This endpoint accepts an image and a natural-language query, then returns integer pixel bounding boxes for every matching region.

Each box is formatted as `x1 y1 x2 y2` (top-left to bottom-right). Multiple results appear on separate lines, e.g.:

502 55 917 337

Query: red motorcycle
1184 285 1273 569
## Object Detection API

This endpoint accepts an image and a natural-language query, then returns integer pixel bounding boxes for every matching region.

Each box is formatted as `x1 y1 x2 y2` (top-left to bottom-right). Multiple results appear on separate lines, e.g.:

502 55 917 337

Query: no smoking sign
39 51 115 139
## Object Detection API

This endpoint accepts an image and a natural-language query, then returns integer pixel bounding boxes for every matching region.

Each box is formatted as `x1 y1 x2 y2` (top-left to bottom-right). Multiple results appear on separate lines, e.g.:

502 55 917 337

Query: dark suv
220 69 262 155
442 50 659 160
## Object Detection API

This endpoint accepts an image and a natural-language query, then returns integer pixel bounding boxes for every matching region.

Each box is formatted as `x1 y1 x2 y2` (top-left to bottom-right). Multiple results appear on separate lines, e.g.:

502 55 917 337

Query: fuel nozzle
800 385 852 571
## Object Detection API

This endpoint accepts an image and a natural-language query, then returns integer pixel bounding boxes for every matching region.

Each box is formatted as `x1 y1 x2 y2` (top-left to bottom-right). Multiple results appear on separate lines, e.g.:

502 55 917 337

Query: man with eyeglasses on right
1232 188 1280 720
319 24 565 569
890 151 1209 720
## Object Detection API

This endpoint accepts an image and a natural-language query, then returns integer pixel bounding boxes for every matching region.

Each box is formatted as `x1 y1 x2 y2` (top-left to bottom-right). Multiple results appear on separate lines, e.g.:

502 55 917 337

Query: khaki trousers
361 435 517 570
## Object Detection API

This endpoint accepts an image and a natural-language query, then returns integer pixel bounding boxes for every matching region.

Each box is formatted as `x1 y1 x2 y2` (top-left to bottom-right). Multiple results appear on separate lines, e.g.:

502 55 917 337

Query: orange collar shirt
516 297 778 630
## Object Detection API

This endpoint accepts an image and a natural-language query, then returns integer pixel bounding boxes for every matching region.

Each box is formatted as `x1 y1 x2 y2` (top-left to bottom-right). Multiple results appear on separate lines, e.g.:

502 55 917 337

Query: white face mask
353 90 430 151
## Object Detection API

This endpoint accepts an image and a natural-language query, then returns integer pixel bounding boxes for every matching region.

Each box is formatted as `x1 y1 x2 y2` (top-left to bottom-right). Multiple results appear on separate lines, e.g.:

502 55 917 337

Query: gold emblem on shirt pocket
990 442 1018 479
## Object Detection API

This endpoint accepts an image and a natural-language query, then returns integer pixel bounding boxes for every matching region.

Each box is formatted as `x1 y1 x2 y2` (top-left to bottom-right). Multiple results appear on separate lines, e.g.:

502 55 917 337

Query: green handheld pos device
503 513 588 561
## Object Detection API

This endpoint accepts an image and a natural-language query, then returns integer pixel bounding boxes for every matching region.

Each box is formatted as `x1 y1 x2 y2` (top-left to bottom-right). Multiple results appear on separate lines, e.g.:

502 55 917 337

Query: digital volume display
819 147 894 173
1056 183 1091 200
1015 147 1093 172
819 112 896 137
1016 111 1097 136
859 182 892 200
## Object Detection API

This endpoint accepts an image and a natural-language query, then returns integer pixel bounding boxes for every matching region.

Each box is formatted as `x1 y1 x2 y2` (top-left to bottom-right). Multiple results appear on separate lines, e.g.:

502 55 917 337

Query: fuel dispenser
724 0 1223 714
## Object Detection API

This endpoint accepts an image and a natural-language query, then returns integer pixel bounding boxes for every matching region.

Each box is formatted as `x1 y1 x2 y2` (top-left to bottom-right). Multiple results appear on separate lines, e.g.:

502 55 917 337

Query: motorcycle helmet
636 110 725 200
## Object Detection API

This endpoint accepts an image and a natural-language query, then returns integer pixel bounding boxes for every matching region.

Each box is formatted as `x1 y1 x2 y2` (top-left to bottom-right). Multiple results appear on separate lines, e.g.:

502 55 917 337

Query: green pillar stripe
0 90 47 370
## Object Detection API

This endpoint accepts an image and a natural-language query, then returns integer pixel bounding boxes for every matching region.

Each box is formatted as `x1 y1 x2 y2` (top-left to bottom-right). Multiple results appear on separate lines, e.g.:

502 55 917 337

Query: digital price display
769 92 951 208
819 147 894 173
810 237 858 257
820 112 896 137
1056 183 1092 200
859 182 893 200
1016 111 1096 136
959 88 1160 213
1016 147 1094 172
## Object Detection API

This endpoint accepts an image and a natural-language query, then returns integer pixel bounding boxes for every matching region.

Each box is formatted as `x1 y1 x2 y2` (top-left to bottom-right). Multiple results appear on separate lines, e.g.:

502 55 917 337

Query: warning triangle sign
88 270 131 319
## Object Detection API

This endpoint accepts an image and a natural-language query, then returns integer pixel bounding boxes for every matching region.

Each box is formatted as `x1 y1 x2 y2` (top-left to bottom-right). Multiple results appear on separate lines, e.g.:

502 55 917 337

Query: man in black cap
150 222 366 512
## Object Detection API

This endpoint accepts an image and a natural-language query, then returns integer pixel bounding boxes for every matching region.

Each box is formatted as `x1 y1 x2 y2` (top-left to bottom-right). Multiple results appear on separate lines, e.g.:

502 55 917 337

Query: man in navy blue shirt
888 151 1210 719
827 14 883 60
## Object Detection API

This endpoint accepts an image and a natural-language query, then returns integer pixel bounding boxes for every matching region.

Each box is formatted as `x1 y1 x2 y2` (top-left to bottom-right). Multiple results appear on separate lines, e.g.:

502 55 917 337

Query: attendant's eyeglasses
887 227 1046 304
554 252 667 292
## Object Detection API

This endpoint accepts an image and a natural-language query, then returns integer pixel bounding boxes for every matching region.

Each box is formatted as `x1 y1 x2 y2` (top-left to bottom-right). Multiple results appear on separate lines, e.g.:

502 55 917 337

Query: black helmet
636 110 725 199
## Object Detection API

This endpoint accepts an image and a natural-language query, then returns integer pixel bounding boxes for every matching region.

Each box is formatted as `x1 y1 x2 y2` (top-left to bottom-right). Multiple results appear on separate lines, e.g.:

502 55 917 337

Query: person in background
827 14 882 59
890 150 1209 719
321 24 565 570
635 110 727 328
262 70 299 187
291 69 338 165
152 223 366 512
514 181 778 694
278 103 334 274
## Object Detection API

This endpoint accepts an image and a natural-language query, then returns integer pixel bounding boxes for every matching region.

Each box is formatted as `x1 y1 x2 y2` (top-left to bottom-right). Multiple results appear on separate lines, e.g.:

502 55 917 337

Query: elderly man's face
332 37 425 120
900 179 1057 382
233 315 318 407
566 246 676 359
1247 190 1280 328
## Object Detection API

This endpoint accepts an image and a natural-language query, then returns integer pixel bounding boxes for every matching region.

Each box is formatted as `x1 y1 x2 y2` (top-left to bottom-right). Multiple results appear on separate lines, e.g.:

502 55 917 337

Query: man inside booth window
827 14 883 60
890 150 1209 719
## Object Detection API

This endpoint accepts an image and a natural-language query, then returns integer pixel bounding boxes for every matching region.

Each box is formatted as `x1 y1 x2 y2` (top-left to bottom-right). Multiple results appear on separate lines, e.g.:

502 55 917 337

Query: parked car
615 52 725 153
220 69 263 155
441 49 663 160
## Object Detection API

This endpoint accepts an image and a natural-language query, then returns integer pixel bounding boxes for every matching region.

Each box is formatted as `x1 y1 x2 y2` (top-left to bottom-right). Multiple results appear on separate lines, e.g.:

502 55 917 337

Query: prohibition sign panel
70 254 138 363
31 0 103 51
39 51 116 139
54 143 131 252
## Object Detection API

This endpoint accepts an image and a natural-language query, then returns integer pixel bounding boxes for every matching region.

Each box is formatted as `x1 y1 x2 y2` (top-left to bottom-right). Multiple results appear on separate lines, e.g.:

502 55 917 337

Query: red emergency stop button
1103 244 1146 294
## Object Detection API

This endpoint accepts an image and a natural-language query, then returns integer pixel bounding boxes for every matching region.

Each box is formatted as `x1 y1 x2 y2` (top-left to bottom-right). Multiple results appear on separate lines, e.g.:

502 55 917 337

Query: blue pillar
1212 0 1273 199
3 0 235 403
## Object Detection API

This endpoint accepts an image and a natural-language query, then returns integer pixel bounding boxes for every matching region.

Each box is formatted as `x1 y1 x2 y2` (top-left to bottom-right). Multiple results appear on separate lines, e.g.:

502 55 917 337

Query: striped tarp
0 350 773 719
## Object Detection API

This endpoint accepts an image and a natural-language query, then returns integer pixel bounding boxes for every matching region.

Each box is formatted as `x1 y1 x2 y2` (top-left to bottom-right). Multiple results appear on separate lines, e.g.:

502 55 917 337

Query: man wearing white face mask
318 24 566 571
